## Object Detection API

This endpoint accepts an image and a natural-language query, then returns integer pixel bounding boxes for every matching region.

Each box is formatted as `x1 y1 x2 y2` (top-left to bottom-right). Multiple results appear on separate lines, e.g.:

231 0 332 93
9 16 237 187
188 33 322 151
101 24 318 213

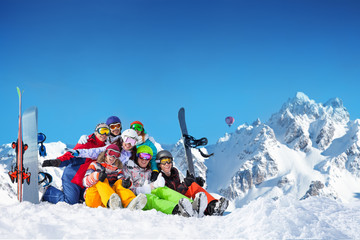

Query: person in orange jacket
83 144 147 210
156 150 229 216
41 123 109 204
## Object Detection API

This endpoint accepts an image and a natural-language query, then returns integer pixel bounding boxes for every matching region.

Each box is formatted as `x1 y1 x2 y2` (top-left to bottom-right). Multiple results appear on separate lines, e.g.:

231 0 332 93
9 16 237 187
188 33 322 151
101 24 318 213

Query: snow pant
84 179 136 208
143 186 192 215
185 182 216 205
42 163 84 204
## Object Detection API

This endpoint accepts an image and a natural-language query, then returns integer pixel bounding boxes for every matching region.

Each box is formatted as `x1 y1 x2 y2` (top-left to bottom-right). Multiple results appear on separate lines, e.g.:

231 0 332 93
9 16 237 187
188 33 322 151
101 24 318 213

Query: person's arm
77 146 107 159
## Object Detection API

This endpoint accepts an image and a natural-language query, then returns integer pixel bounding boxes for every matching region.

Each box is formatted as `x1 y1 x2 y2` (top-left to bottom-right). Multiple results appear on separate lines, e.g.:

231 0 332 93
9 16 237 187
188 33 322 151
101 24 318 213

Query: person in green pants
123 145 207 217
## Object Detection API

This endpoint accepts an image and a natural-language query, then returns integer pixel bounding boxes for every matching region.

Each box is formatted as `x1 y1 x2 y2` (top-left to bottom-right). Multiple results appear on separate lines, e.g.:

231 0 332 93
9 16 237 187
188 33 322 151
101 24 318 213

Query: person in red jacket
156 150 229 216
41 123 109 204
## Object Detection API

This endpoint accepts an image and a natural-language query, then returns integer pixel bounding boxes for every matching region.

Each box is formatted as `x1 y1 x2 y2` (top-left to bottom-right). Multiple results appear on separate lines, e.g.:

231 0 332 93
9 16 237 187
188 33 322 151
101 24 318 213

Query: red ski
8 87 30 202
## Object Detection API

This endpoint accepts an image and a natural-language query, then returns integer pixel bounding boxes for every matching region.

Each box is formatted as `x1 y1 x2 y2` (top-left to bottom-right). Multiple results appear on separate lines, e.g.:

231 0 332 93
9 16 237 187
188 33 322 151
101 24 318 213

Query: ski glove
78 135 88 145
42 159 61 167
136 181 152 195
65 148 79 157
183 170 195 187
150 170 160 182
122 177 131 188
152 175 165 189
98 169 107 182
195 176 205 187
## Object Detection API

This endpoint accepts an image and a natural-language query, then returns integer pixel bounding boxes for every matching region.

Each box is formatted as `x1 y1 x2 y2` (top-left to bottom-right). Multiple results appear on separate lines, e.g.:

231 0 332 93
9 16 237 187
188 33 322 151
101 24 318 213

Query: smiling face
95 131 108 142
105 154 117 165
138 157 150 168
109 123 121 136
159 159 173 176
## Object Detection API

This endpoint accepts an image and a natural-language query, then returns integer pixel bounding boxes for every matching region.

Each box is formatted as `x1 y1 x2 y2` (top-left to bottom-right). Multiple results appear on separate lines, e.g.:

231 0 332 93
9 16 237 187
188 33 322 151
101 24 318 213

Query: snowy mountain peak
203 92 360 206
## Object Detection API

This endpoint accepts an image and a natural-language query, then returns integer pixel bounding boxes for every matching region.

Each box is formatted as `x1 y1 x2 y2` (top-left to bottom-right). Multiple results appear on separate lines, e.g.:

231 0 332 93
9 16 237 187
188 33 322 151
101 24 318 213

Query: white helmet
121 129 140 143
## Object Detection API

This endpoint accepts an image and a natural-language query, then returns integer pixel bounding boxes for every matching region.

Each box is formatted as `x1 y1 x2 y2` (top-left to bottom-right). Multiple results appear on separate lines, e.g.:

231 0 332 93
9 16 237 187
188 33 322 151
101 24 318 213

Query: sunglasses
97 127 110 136
137 152 152 160
124 137 137 147
131 124 144 132
109 123 121 130
107 149 121 159
160 158 173 165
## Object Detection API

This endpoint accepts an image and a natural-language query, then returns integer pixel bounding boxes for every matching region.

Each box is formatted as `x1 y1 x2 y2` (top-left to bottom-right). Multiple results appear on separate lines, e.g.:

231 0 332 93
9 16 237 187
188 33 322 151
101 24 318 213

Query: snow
0 195 359 239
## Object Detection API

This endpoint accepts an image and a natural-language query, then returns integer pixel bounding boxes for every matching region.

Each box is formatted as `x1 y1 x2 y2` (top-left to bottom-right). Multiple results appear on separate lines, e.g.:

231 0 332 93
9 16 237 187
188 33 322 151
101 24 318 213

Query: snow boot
107 193 123 210
206 197 229 216
192 192 208 218
126 193 147 211
38 172 52 201
174 198 195 217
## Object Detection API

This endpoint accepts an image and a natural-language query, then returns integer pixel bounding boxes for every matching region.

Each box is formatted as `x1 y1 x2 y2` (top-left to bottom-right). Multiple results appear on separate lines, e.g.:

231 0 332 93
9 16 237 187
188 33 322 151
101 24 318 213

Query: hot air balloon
225 116 235 127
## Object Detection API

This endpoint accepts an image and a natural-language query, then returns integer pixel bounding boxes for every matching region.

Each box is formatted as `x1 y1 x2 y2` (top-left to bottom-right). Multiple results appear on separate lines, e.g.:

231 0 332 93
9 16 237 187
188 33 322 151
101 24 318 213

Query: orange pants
185 182 216 204
85 179 136 208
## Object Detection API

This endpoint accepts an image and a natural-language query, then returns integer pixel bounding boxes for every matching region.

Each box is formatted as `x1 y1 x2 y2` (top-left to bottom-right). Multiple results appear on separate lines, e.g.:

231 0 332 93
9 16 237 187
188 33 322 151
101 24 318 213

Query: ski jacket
160 167 189 195
123 159 152 194
77 138 136 165
137 134 158 171
57 133 107 188
83 161 126 188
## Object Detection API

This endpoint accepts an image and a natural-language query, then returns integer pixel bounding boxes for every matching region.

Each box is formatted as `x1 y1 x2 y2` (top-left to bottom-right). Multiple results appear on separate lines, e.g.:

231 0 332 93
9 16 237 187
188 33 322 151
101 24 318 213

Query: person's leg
185 182 216 204
84 186 103 208
142 193 177 214
152 186 192 204
42 166 80 204
112 179 136 208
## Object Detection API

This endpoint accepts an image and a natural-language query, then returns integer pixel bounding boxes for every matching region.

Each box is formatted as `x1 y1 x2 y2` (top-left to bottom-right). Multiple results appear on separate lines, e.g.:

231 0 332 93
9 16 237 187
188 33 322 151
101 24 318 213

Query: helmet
121 129 138 140
136 145 153 157
156 150 173 160
106 116 121 126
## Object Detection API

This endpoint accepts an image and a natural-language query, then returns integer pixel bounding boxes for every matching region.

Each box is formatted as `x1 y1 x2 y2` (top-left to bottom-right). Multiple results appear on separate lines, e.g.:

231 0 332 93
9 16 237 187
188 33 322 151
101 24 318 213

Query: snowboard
178 107 196 176
22 106 39 204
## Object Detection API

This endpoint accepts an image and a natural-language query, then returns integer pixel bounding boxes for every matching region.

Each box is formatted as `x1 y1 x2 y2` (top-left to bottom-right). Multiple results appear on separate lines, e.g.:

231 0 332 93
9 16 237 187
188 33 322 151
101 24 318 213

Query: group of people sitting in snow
41 116 229 217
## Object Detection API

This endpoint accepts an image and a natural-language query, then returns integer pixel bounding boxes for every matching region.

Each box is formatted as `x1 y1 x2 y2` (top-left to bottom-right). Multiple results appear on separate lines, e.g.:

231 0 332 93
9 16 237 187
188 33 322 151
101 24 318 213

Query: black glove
42 159 61 167
98 169 107 182
122 177 131 188
183 170 195 187
150 170 160 182
195 177 205 187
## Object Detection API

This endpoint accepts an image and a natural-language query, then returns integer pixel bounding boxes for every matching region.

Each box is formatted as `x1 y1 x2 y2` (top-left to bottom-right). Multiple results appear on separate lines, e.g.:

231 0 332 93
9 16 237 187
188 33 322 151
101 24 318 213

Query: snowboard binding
183 134 214 158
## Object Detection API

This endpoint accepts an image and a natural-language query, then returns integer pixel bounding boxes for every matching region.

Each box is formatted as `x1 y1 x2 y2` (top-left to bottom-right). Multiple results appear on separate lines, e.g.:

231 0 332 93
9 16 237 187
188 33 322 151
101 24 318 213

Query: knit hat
136 145 153 157
130 121 143 127
106 144 120 152
106 116 121 126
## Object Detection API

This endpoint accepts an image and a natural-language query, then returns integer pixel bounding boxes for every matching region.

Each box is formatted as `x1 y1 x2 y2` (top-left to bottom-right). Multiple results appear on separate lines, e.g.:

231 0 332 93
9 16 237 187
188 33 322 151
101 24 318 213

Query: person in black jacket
157 150 229 216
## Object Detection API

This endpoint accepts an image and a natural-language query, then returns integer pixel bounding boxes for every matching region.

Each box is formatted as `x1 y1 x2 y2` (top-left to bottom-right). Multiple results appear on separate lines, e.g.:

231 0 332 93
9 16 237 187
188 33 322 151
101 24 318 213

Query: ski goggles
96 127 110 136
123 137 137 147
137 152 152 160
109 123 121 130
160 158 173 165
131 124 144 132
107 149 121 159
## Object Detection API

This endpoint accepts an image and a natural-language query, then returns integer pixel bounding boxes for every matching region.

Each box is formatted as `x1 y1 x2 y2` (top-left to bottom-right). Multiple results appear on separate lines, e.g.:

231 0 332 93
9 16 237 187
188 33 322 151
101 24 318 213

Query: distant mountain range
1 92 360 206
170 92 360 206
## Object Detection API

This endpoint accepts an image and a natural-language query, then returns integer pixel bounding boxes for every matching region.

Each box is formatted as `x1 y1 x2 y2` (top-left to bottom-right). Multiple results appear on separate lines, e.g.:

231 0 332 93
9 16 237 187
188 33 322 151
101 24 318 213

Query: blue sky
1 0 359 146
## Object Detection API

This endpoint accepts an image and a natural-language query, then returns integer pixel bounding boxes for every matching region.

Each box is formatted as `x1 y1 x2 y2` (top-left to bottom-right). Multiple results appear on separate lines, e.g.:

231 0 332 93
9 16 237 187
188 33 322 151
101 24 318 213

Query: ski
8 87 30 202
178 107 196 176
22 106 39 203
